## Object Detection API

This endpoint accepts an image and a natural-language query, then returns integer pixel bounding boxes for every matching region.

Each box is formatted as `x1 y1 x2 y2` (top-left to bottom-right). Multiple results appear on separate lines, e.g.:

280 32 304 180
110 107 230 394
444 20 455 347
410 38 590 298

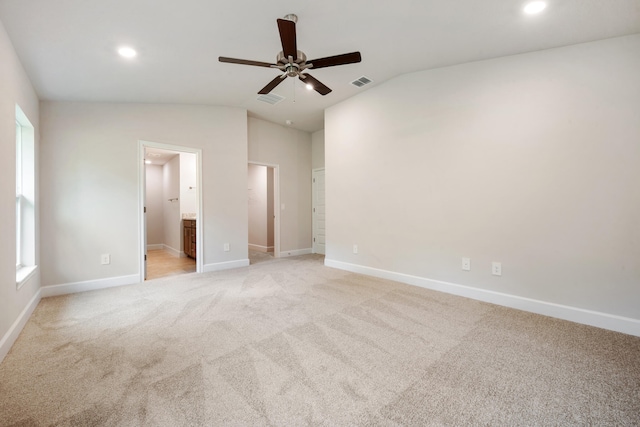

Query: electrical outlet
224 243 230 252
462 257 471 271
353 244 358 254
101 254 110 265
492 262 502 276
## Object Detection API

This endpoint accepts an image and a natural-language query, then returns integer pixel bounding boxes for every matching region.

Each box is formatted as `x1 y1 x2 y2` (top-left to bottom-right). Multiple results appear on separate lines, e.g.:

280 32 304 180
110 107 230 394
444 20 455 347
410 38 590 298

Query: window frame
15 105 37 288
16 120 23 270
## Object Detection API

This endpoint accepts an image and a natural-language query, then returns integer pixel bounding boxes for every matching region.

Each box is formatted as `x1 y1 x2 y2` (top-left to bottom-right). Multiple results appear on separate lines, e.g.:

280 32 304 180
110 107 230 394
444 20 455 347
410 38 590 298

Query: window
16 105 36 287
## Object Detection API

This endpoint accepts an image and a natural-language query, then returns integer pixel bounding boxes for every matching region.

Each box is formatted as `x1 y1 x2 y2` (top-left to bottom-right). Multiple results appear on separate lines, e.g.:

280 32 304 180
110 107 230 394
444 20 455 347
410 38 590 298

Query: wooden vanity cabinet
183 219 196 259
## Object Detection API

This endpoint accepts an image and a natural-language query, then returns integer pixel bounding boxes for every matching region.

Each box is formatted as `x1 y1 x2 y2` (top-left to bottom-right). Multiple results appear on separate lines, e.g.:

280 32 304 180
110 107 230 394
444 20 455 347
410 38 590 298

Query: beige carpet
1 254 639 426
249 249 275 265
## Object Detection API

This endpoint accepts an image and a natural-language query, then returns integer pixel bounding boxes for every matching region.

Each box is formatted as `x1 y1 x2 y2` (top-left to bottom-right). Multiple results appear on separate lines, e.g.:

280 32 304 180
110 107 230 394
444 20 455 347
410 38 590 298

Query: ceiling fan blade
258 75 287 95
277 18 297 60
219 57 276 68
300 73 332 96
307 52 362 69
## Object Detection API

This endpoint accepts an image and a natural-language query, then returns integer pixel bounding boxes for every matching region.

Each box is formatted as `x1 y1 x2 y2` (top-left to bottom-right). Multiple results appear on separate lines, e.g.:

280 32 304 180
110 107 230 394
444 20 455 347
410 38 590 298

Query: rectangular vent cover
351 76 373 88
257 93 285 105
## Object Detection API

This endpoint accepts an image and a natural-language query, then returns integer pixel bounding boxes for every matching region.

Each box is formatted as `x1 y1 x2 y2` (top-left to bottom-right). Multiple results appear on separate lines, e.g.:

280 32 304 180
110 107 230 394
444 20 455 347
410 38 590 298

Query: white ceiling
1 0 638 132
145 147 179 166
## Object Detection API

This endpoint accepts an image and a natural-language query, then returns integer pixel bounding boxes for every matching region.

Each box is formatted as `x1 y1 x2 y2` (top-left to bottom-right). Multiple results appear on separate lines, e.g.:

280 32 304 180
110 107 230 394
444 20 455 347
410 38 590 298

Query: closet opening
248 162 280 264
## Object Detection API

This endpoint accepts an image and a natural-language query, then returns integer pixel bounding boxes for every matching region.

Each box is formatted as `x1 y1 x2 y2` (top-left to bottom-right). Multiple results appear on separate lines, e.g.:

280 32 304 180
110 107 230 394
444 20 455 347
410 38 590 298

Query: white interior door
312 169 326 255
142 159 147 280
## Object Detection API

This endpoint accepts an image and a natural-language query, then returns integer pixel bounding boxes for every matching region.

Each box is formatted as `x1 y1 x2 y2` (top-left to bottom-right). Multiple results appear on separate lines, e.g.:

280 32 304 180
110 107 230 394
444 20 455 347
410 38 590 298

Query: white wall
145 164 164 246
40 102 248 286
325 35 640 331
163 154 181 253
248 117 312 253
179 152 197 216
0 20 40 357
312 129 325 170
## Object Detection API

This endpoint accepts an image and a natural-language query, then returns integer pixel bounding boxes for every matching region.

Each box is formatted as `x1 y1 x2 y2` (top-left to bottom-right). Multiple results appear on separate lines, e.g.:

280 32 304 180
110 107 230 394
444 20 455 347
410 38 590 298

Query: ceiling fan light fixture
306 84 313 90
523 1 547 15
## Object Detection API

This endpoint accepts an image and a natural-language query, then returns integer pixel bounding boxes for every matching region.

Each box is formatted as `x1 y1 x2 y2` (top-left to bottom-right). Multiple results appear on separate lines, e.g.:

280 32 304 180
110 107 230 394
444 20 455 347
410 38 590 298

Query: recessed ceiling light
145 160 152 164
118 46 137 58
524 1 547 14
306 84 313 91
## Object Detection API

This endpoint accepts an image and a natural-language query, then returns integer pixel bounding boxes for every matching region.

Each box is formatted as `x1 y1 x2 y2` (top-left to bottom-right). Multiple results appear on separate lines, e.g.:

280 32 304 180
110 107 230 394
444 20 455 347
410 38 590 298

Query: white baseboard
325 259 640 337
279 248 312 258
203 259 250 273
147 244 164 251
0 290 42 363
40 274 140 298
163 244 184 258
248 244 274 253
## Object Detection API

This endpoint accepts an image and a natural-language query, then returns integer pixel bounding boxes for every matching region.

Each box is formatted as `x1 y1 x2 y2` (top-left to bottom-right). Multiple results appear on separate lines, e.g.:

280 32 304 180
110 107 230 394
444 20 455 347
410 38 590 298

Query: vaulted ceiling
1 0 638 132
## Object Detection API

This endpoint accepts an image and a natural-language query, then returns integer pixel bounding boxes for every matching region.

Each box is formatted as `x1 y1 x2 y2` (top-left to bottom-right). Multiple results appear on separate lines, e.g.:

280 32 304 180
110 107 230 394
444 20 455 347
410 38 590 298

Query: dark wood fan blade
258 75 286 94
277 19 297 60
219 57 276 68
307 52 362 69
300 73 332 95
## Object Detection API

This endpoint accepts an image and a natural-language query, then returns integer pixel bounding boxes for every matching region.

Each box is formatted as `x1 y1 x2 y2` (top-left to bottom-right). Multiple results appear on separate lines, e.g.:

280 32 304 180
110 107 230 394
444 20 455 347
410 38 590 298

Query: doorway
248 162 280 263
139 141 203 281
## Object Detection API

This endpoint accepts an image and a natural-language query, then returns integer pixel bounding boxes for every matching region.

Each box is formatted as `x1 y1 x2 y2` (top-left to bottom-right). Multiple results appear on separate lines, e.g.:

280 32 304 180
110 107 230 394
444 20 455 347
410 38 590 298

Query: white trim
139 140 203 281
0 290 41 363
16 265 38 288
280 248 313 257
203 259 250 272
248 244 274 253
324 259 640 337
147 244 164 251
248 161 280 258
40 274 140 298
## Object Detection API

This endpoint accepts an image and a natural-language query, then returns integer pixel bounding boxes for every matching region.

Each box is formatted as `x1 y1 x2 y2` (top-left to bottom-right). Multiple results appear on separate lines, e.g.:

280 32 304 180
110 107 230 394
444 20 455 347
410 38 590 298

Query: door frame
248 161 281 258
312 168 326 254
138 140 203 281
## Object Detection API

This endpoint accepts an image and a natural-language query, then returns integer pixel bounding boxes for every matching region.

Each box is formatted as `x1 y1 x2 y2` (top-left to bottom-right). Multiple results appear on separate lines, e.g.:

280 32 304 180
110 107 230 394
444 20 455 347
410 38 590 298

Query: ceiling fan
219 14 362 96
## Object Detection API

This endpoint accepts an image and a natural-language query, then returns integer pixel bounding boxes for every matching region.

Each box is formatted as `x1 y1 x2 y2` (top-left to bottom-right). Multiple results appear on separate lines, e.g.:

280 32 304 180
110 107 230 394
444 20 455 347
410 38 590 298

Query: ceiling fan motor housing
277 50 308 77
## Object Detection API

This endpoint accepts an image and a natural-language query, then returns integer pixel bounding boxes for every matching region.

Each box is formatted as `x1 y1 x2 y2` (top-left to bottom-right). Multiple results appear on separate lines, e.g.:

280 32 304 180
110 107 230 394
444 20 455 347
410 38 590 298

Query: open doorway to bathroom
248 162 280 264
139 141 203 281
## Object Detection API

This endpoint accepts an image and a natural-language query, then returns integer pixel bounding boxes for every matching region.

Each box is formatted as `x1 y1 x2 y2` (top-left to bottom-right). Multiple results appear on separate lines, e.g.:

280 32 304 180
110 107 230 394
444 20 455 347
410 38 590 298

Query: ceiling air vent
351 76 372 88
257 93 285 105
